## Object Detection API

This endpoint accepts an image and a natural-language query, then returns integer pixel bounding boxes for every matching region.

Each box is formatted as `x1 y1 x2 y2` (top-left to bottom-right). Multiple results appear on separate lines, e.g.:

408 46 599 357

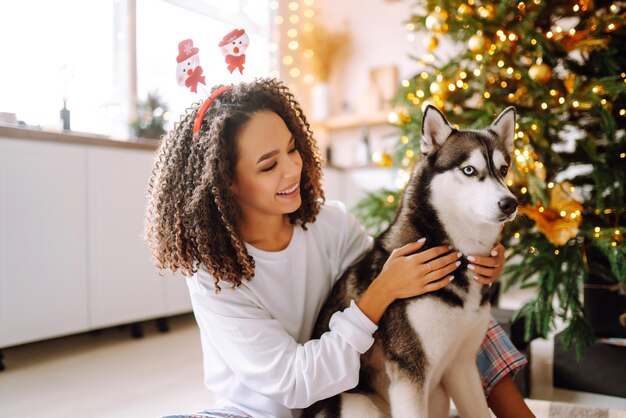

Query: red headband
192 84 235 137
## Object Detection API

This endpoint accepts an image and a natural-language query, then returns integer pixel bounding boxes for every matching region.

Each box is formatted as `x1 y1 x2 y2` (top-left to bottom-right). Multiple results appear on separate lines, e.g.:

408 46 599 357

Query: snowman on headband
176 39 206 93
219 29 249 75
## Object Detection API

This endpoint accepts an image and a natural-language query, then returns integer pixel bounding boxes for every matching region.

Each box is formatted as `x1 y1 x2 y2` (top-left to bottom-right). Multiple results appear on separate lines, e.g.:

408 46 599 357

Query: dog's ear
489 107 516 154
421 105 453 155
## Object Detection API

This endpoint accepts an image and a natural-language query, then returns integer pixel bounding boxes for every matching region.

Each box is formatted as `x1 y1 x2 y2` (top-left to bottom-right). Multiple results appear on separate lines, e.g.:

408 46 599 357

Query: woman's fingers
390 238 427 259
409 244 452 264
425 250 462 271
423 257 461 282
423 275 455 293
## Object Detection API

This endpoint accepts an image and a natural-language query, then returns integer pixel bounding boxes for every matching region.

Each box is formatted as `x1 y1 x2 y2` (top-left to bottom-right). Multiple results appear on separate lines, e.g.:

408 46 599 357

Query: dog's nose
498 197 518 215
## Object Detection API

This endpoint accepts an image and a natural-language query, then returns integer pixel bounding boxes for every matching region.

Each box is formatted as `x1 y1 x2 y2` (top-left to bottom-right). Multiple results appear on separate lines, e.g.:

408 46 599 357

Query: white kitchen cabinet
0 139 89 347
0 132 191 350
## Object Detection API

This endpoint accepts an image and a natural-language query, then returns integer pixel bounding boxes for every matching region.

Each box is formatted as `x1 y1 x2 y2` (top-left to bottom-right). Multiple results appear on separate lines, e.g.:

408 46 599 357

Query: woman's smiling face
231 110 303 220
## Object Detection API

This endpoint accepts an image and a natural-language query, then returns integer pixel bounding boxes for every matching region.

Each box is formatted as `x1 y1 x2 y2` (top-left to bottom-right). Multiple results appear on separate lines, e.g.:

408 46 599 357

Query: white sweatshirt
187 201 377 418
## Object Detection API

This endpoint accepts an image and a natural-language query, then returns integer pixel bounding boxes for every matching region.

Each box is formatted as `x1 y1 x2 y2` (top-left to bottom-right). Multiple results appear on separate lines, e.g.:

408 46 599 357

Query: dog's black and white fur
304 105 518 417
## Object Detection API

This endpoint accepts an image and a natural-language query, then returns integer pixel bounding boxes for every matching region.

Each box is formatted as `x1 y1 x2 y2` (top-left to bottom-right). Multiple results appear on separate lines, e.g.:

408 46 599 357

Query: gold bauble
372 151 394 167
429 81 446 97
478 5 495 19
425 35 439 51
425 9 449 33
468 33 491 53
529 63 552 83
457 3 474 16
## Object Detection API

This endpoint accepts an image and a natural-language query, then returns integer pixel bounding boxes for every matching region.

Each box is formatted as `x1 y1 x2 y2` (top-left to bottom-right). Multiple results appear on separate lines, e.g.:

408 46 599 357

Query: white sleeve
190 281 377 409
333 204 374 283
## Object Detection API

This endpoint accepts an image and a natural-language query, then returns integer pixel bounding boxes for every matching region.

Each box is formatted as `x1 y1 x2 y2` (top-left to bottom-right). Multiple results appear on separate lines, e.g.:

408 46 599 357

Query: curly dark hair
145 78 324 291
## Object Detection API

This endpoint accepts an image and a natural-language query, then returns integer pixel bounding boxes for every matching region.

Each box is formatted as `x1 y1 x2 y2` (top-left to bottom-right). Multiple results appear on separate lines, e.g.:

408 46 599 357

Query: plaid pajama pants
165 319 527 417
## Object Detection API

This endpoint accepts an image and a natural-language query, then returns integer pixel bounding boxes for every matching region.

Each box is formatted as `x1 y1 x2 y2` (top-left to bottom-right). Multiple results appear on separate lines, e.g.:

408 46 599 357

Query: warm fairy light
519 131 525 138
514 232 521 238
456 80 463 88
387 195 395 203
541 102 548 109
529 246 536 254
474 68 482 76
448 83 456 92
436 74 444 82
401 135 409 144
620 109 626 116
287 28 298 38
531 123 538 131
507 180 514 186
499 33 507 42
573 4 580 11
303 9 315 19
620 153 626 158
460 71 467 79
559 97 565 104
531 38 537 45
611 4 618 12
601 99 607 105
421 72 429 79
546 31 554 39
608 23 616 31
507 67 514 75
509 33 517 41
388 112 399 123
476 54 483 61
612 242 618 247
560 210 567 217
407 93 415 100
595 227 601 233
282 55 293 65
569 28 576 35
539 207 545 213
497 60 505 67
592 86 599 93
548 182 555 188
521 187 528 194
509 93 516 100
406 149 415 158
550 89 557 96
289 67 300 78
555 26 563 33
416 89 425 97
615 229 621 236
501 81 508 88
269 0 279 9
555 250 560 255
573 100 580 108
288 1 299 11
402 79 410 87
484 91 491 98
570 213 577 219
288 40 299 50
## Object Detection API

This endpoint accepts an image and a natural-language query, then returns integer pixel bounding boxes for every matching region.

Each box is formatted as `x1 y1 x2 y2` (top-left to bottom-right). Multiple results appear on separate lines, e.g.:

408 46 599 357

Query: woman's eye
462 166 476 176
500 166 508 176
288 147 298 154
261 162 277 172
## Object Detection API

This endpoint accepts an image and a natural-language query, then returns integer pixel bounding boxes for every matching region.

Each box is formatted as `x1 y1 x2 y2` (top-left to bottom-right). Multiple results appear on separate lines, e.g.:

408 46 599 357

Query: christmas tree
354 0 626 358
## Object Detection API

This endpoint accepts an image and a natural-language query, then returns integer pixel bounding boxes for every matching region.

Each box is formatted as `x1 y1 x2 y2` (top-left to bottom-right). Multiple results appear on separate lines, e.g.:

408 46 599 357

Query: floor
0 311 624 418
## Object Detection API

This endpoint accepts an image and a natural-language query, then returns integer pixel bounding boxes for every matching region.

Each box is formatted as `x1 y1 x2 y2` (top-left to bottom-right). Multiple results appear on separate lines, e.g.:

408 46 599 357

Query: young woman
146 78 533 418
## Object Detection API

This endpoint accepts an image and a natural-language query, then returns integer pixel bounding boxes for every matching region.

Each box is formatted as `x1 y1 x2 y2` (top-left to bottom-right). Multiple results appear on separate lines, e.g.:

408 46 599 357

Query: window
0 0 115 134
136 0 272 128
0 0 272 137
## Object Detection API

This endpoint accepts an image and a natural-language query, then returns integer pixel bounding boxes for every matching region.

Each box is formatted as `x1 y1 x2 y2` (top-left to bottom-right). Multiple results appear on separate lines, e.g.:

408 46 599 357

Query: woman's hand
379 240 461 300
357 239 461 324
467 242 506 285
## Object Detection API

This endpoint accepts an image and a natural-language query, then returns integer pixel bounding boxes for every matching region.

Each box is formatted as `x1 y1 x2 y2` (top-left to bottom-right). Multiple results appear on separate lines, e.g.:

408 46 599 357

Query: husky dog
304 105 518 418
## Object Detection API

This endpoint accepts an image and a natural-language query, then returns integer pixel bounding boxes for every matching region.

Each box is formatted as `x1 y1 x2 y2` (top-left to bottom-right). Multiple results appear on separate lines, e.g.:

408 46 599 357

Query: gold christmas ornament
429 80 447 97
529 62 552 83
372 151 394 167
425 35 439 51
478 5 495 19
468 33 491 53
457 3 474 16
425 9 449 33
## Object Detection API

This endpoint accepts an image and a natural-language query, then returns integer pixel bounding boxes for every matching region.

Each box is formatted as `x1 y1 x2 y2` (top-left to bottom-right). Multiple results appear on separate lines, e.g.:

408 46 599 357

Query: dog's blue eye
462 166 476 176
